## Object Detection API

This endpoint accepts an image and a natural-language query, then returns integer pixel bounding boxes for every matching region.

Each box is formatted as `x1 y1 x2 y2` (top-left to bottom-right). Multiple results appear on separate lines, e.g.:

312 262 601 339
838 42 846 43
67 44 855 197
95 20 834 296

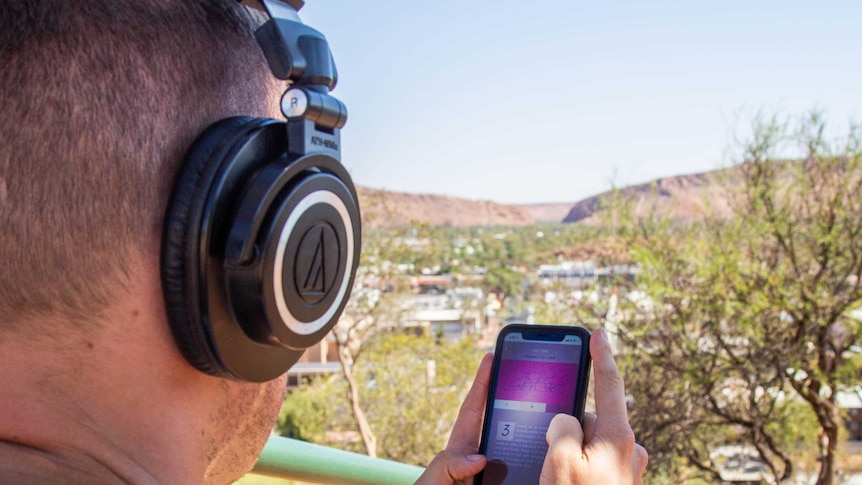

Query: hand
414 353 492 485
540 328 649 484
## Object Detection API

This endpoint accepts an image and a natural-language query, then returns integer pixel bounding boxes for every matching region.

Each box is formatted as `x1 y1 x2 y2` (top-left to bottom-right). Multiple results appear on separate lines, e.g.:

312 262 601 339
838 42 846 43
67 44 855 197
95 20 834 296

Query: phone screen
477 325 590 485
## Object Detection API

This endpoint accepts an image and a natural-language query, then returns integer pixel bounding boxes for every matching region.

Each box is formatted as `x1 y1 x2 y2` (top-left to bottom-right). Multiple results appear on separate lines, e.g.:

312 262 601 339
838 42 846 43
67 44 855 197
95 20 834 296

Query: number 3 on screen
497 421 515 441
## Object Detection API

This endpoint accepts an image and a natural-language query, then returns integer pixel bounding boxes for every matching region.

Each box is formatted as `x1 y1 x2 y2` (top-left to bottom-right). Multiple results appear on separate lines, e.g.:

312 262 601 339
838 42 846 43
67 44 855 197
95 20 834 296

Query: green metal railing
252 436 424 484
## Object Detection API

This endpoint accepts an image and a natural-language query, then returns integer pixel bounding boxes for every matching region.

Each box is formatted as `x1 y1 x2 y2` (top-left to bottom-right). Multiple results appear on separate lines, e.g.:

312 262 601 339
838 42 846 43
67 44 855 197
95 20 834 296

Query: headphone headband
239 0 304 14
245 0 348 159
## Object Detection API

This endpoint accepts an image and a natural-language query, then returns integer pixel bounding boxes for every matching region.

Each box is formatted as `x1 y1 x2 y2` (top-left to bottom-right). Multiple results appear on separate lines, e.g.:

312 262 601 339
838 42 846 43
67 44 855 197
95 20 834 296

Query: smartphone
475 324 591 485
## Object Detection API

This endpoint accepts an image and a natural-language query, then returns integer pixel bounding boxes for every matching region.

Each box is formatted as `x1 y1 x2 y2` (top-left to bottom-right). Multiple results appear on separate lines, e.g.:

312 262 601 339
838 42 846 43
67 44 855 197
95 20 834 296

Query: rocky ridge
357 168 733 228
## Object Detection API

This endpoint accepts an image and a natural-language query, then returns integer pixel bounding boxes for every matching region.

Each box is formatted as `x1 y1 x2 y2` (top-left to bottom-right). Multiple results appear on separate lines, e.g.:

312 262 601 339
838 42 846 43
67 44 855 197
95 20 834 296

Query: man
0 1 646 483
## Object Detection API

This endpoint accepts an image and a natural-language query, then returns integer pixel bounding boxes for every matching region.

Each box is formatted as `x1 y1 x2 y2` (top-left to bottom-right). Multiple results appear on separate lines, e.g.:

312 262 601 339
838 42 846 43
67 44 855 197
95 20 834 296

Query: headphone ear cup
161 117 264 375
223 155 361 350
162 116 360 382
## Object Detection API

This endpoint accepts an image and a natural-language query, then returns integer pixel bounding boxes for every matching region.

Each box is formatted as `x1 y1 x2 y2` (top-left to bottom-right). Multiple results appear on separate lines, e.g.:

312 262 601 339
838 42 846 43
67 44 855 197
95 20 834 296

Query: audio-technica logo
295 223 340 305
303 236 326 294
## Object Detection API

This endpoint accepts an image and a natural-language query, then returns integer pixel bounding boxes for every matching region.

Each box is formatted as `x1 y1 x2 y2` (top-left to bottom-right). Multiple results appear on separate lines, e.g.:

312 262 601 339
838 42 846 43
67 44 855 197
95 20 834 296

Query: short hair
0 1 278 326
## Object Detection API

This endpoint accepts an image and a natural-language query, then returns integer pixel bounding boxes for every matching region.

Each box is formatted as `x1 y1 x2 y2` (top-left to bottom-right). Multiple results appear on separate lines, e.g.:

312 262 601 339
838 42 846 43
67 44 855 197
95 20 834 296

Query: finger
633 443 649 476
543 414 585 480
415 450 486 485
545 413 584 449
628 444 648 485
581 412 597 444
447 353 492 453
590 328 632 442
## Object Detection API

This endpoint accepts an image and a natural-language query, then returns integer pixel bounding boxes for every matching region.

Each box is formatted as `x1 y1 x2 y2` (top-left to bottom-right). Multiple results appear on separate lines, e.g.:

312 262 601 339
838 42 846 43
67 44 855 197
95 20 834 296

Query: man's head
0 1 287 482
0 0 279 328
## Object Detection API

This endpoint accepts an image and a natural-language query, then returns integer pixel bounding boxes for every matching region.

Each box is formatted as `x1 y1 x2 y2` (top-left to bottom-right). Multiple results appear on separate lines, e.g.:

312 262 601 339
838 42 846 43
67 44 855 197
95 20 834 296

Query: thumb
415 450 486 485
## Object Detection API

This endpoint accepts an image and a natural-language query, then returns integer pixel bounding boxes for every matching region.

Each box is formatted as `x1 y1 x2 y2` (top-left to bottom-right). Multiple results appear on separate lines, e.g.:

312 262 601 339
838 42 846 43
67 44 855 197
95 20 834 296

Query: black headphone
161 0 360 382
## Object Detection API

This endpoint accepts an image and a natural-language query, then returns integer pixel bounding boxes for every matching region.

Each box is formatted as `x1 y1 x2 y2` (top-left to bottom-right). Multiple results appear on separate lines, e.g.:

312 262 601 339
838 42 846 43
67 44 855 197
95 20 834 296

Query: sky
296 1 862 204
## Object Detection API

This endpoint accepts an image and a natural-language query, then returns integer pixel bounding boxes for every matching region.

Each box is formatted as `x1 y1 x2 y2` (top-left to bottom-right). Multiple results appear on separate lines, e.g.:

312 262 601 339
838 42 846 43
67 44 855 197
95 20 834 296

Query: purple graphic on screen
497 359 578 413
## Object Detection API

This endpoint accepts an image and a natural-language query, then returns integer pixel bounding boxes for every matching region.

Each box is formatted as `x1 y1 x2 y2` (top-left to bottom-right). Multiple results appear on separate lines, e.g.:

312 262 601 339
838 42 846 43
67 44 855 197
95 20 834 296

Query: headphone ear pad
161 116 262 376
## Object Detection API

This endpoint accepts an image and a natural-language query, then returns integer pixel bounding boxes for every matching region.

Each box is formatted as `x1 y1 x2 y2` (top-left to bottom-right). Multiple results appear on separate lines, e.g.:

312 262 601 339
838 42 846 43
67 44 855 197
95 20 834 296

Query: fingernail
467 454 485 462
596 327 608 344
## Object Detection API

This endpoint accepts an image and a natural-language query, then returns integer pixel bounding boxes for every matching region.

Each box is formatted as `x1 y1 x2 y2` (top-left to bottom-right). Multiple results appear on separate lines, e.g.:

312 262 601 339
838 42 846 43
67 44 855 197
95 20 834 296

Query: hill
356 167 735 228
357 187 534 229
518 203 579 223
562 170 733 224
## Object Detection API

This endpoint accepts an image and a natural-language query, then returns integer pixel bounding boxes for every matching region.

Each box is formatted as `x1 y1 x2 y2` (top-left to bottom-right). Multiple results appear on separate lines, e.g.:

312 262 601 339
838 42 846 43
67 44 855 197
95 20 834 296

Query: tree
276 332 483 466
322 223 461 458
482 264 524 300
356 333 483 465
329 228 417 457
614 112 862 484
277 374 352 444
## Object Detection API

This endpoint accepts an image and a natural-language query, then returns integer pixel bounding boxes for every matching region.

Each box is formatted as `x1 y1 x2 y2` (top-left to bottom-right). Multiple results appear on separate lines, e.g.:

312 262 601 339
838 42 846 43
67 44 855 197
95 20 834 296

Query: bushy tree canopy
615 112 862 484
